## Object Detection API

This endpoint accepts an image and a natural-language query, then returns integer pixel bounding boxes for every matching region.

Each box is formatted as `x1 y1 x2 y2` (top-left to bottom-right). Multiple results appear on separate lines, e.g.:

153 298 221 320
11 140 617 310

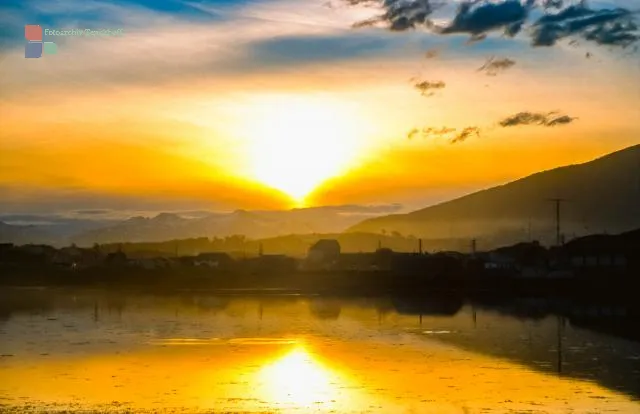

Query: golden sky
1 0 639 213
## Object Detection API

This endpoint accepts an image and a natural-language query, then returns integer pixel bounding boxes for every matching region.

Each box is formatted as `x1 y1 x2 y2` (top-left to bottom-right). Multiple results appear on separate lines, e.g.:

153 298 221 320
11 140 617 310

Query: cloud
451 126 481 143
413 79 446 96
407 128 421 139
477 56 516 75
436 0 533 38
498 111 577 127
424 47 440 58
1 0 371 97
544 114 576 125
407 126 478 143
74 209 112 216
541 0 565 9
531 2 640 47
350 0 443 31
346 0 639 49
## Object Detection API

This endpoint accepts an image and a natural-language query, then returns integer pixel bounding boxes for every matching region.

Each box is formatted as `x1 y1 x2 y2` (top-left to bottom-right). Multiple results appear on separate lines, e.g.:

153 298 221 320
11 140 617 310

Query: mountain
70 205 401 245
0 221 55 245
348 144 640 247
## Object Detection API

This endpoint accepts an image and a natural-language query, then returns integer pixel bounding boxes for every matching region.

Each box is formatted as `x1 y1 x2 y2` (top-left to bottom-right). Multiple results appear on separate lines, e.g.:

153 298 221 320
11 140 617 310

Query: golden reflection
257 345 340 408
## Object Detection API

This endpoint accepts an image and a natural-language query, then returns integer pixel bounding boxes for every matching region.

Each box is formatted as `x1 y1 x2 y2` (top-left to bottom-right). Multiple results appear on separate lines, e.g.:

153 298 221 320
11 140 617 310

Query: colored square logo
25 25 42 41
25 42 42 58
44 41 57 55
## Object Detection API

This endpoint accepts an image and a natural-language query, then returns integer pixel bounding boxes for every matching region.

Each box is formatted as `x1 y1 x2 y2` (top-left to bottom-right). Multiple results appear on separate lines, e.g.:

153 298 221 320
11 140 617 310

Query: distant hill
70 205 401 245
0 221 54 245
348 144 640 248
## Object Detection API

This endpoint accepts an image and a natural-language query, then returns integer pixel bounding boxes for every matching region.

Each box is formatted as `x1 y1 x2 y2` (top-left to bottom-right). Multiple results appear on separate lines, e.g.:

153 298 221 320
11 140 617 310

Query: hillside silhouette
349 144 640 247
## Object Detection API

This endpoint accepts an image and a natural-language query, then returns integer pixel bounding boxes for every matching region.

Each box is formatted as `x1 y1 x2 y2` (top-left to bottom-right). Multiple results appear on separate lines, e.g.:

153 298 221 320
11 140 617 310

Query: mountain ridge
348 144 640 246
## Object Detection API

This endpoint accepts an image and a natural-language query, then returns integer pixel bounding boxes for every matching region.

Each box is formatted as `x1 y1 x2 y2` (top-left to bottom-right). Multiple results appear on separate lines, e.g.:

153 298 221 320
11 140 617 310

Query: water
0 288 639 413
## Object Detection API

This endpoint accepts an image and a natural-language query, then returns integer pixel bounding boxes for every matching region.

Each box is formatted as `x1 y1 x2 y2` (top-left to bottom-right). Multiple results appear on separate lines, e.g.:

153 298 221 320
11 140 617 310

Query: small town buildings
53 245 102 269
193 252 234 269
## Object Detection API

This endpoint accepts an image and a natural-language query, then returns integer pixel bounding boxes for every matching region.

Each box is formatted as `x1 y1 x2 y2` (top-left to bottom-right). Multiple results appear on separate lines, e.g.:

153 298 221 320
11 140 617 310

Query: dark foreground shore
1 264 637 300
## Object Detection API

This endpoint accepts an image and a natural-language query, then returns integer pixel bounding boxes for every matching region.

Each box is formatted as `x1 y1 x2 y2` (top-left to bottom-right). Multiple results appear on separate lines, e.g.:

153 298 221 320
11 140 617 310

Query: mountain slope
348 144 640 246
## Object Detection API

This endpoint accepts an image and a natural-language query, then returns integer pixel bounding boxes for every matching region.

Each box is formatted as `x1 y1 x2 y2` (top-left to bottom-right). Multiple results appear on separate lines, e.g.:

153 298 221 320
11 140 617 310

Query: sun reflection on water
257 345 341 409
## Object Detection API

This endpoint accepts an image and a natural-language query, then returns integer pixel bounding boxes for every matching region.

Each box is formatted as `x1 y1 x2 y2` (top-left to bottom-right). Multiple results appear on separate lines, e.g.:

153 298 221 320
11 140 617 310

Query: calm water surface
0 288 639 413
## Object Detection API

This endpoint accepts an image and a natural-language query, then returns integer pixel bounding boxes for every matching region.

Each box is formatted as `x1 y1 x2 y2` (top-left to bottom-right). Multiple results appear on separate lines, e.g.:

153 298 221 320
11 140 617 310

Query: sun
242 94 367 205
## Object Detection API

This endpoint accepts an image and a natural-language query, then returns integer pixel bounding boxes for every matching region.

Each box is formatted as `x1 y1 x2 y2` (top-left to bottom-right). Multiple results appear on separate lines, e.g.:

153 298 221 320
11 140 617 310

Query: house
305 239 341 270
562 232 636 272
308 239 341 262
482 241 548 277
53 245 102 269
193 252 234 269
483 252 517 270
105 250 128 266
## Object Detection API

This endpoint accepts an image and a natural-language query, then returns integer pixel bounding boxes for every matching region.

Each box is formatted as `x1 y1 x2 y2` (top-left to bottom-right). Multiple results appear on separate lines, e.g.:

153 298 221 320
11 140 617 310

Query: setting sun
240 95 369 204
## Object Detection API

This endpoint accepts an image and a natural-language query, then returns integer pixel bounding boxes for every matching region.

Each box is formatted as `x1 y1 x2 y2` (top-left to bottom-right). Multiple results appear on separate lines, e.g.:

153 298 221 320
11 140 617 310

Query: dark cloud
413 79 446 96
347 0 639 49
499 111 577 127
350 0 442 31
477 56 516 75
436 0 533 39
541 0 565 10
531 3 639 47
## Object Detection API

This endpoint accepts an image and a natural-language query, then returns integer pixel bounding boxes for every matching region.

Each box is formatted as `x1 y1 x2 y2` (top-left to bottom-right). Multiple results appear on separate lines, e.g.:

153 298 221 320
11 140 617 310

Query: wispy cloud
349 0 443 30
424 47 440 58
451 126 481 143
407 125 480 143
1 0 369 97
477 56 516 75
498 111 577 127
413 79 446 96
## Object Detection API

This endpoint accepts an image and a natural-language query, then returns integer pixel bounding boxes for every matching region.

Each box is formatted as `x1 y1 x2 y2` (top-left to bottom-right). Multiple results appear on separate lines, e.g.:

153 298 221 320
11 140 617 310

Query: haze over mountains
349 144 640 247
0 205 402 246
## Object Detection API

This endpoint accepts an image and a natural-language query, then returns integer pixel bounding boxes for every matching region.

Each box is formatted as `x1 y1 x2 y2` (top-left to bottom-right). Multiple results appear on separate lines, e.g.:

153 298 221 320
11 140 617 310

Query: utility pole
548 198 567 246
